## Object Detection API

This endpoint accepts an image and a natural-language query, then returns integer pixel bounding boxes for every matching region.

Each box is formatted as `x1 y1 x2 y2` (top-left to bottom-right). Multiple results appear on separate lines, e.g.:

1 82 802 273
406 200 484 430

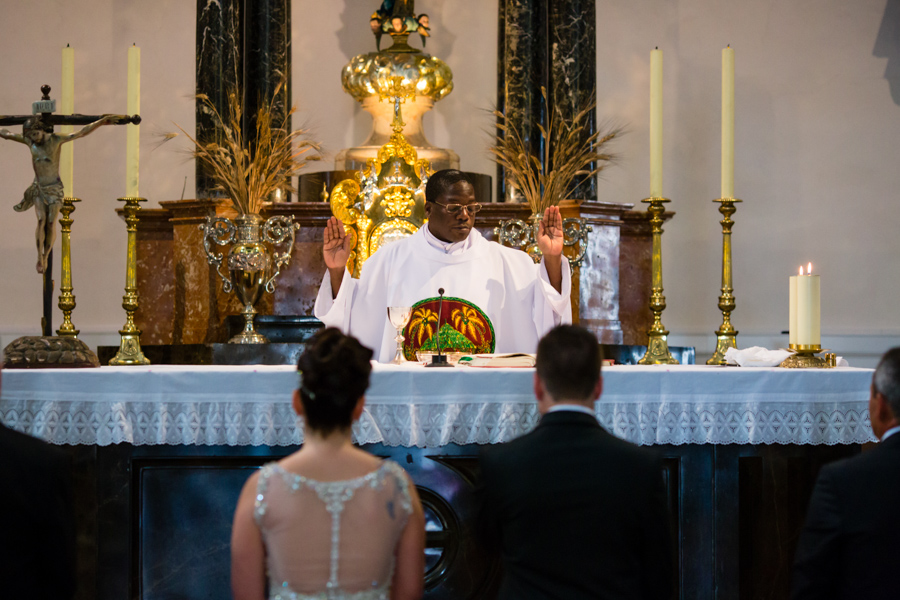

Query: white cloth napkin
724 346 793 367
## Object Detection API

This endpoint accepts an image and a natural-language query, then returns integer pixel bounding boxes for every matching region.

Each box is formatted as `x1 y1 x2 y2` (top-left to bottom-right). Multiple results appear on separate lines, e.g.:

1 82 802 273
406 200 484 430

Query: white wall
0 0 195 350
1 0 898 366
595 0 900 365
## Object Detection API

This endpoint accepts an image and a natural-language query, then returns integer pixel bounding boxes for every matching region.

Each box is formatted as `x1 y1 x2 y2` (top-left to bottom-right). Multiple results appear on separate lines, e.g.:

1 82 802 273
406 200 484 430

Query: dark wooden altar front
129 199 665 348
66 440 859 600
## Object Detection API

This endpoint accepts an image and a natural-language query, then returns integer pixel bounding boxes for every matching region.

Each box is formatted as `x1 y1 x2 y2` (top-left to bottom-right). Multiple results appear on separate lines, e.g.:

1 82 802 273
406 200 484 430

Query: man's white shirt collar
423 223 474 255
547 404 596 417
882 425 900 441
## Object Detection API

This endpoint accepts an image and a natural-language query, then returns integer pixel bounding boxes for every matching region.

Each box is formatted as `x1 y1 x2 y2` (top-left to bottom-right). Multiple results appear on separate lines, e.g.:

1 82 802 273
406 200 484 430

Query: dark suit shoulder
819 434 900 484
480 411 661 476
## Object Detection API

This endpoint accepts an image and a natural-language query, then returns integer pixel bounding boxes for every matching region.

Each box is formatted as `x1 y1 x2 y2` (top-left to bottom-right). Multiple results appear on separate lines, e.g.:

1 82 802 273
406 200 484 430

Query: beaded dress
254 460 413 600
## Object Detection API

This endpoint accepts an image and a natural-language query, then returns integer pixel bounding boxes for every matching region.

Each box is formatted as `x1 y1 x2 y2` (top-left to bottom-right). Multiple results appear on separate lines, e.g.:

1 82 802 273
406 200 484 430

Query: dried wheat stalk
490 88 619 214
178 80 320 214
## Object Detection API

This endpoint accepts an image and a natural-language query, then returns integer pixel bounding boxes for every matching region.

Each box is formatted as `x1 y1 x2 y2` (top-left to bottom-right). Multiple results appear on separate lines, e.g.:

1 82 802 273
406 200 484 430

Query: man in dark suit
0 366 77 600
477 325 674 600
791 347 900 600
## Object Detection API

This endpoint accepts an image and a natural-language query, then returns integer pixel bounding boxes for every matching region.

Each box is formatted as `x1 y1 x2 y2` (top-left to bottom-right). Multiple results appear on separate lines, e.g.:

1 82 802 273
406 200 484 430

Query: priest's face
425 180 477 243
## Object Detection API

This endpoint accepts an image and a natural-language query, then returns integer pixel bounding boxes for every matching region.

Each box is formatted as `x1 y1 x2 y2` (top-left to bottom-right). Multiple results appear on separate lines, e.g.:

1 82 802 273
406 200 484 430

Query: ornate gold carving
382 187 415 218
370 219 419 255
342 53 453 104
330 178 363 224
378 131 420 166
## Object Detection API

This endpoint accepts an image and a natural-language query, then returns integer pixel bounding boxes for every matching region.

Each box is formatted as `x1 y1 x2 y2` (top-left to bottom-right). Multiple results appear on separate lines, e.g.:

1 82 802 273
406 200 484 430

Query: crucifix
0 84 139 336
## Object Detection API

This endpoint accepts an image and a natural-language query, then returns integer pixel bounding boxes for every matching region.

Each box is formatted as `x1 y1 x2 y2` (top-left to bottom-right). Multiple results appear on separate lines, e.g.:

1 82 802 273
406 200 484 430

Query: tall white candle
796 263 821 346
61 44 75 198
721 45 735 199
126 44 141 198
650 48 663 198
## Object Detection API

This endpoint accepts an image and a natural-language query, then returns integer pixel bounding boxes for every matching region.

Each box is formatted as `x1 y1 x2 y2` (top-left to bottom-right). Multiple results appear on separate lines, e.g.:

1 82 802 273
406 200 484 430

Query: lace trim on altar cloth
0 400 877 447
255 460 411 599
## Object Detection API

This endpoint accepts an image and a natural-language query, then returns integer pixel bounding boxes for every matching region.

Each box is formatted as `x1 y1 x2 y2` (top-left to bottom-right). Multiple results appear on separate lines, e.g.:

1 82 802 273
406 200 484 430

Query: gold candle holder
780 344 832 369
109 196 150 366
707 197 742 365
56 196 81 337
638 197 679 365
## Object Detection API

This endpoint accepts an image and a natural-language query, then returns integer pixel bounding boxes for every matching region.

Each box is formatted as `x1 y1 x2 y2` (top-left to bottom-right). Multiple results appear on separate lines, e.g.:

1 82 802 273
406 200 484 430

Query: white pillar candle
125 44 141 198
721 45 735 199
61 44 75 198
796 263 821 346
650 48 663 198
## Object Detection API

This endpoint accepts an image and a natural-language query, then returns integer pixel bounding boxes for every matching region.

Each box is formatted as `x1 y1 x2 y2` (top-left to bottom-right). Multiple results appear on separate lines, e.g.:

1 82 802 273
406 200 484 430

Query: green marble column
497 0 598 203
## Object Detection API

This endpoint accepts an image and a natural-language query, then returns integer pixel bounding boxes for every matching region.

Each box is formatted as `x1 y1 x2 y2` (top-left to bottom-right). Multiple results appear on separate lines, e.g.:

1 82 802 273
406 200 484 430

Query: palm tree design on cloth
408 307 439 346
451 307 487 345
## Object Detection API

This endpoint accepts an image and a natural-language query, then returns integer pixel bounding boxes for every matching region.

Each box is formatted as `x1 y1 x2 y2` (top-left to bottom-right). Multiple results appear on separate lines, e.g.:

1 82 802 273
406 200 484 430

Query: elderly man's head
870 347 900 439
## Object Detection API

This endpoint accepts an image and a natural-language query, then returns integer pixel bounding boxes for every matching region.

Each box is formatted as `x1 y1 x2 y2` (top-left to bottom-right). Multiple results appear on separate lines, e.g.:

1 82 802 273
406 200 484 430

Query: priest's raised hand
324 216 352 298
536 205 564 293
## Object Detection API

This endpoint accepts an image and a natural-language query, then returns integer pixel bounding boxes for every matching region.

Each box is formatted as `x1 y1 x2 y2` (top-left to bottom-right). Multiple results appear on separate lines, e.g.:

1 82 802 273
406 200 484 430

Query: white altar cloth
0 364 876 447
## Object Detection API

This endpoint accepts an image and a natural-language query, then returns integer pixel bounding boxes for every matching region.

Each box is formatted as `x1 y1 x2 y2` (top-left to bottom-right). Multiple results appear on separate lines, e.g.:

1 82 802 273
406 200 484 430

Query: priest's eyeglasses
433 201 483 215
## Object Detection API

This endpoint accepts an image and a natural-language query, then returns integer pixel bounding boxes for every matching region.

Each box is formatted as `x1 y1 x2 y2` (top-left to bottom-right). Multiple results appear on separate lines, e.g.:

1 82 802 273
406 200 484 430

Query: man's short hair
874 347 900 419
536 325 602 401
425 169 473 204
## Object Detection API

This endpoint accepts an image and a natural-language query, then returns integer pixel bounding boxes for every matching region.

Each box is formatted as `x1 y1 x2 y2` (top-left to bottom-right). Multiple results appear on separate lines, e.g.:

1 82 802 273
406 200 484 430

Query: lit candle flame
799 265 803 276
807 262 812 274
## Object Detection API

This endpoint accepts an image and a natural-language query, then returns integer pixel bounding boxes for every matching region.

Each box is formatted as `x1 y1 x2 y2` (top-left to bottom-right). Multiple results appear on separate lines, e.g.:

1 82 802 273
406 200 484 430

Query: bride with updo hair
231 328 425 600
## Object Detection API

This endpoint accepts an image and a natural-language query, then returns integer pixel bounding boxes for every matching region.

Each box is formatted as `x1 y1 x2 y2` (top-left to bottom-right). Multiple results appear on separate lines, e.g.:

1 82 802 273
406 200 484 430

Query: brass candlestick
109 196 150 366
780 344 831 368
56 196 80 337
638 197 679 365
707 197 742 365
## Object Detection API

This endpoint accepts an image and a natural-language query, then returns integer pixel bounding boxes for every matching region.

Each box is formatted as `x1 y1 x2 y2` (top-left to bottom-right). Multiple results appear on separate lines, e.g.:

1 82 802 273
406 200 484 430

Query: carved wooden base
2 336 100 368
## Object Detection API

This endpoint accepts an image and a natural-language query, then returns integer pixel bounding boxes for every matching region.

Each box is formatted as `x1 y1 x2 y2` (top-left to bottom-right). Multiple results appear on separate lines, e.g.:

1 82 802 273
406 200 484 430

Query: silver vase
200 213 299 343
494 213 593 266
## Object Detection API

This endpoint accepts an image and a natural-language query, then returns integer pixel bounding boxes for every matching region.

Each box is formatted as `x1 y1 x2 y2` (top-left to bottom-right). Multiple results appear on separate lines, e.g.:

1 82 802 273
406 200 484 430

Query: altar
0 364 876 600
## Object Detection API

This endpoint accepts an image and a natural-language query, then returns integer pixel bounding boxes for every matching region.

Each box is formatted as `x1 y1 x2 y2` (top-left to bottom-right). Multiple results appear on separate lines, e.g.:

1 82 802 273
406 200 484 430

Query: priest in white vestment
314 169 572 363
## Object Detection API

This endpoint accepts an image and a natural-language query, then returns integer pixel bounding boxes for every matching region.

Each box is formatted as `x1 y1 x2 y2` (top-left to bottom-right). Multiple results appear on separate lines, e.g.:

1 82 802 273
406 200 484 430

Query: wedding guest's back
230 328 425 600
477 325 674 600
791 347 900 600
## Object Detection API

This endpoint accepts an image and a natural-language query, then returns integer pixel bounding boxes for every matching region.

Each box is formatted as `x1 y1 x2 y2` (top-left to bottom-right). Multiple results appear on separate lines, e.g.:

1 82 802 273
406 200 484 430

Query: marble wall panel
243 0 292 152
196 0 242 199
549 0 597 200
496 0 548 203
264 203 331 317
497 0 598 202
577 203 630 343
619 210 675 345
162 200 231 344
130 209 174 345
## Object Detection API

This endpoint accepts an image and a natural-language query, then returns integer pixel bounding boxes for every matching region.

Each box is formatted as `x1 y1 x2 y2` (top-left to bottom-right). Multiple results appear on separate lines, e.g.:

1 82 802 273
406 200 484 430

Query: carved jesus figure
0 114 113 273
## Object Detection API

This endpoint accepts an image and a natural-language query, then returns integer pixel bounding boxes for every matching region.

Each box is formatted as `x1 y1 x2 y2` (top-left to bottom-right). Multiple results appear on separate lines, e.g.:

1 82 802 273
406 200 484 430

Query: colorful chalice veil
402 297 495 362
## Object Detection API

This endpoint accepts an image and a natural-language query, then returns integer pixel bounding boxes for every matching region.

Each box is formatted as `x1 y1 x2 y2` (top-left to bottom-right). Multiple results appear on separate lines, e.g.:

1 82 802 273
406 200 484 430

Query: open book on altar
457 353 536 368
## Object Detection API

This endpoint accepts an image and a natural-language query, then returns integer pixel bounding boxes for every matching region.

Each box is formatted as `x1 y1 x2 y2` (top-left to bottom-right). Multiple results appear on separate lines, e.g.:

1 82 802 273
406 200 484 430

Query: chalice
387 306 413 365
